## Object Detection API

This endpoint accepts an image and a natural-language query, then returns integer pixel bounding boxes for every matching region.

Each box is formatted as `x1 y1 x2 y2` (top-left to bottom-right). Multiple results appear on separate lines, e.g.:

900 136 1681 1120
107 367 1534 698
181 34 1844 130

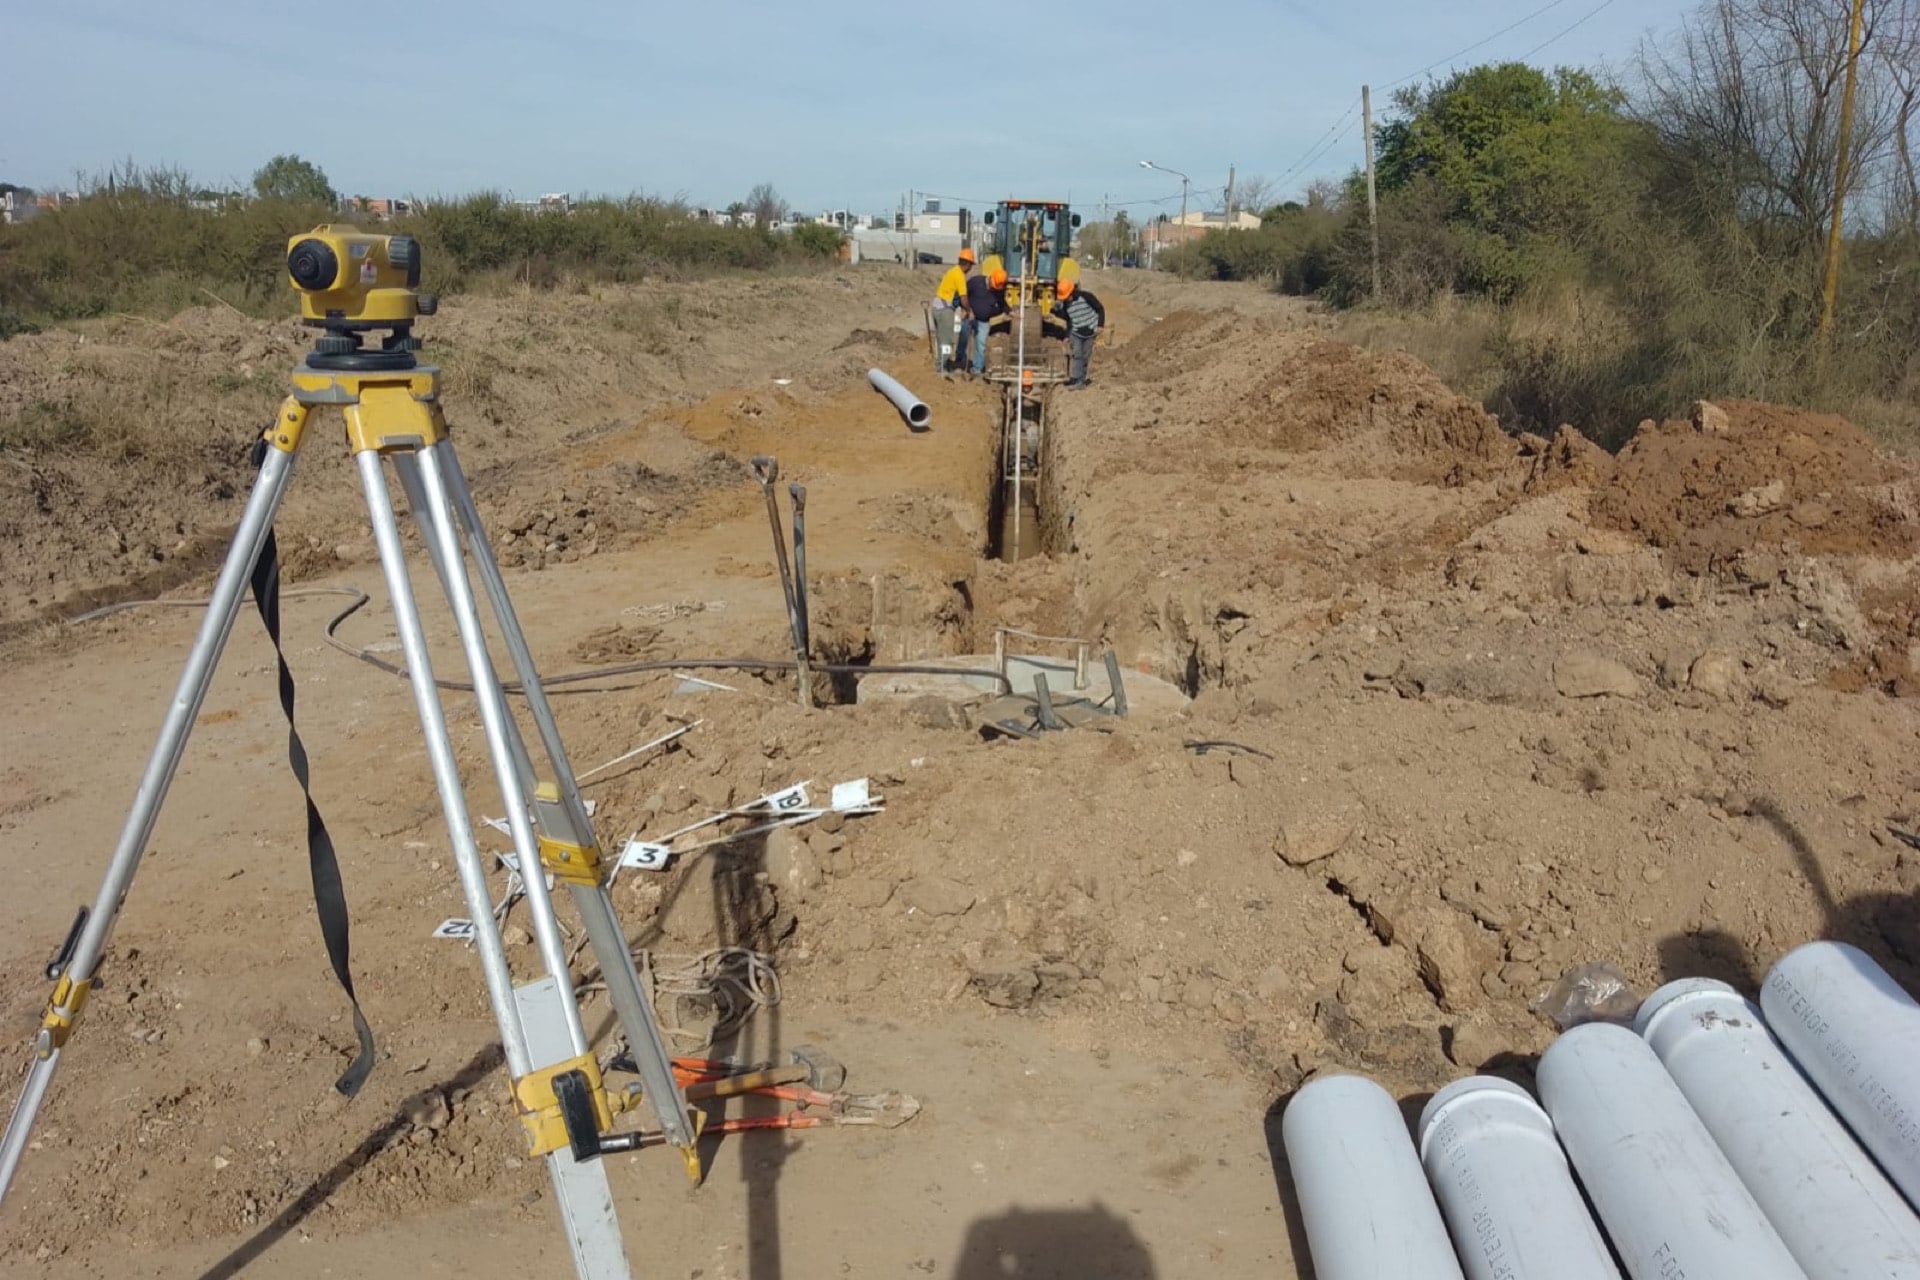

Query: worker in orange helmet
961 265 1010 379
1051 277 1106 389
932 247 976 374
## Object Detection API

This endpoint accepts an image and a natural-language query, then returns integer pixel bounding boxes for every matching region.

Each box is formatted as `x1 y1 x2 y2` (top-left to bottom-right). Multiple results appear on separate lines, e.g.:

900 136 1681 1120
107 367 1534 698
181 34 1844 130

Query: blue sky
7 0 1681 217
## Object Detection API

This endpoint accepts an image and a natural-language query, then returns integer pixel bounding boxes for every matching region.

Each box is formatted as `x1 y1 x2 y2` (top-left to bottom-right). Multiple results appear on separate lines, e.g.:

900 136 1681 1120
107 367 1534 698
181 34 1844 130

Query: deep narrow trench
987 384 1050 562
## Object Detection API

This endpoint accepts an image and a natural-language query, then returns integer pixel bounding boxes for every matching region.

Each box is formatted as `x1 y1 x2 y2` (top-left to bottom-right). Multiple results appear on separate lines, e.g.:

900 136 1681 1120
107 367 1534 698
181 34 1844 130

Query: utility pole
908 187 918 270
1363 84 1381 301
1226 164 1236 228
1818 0 1869 361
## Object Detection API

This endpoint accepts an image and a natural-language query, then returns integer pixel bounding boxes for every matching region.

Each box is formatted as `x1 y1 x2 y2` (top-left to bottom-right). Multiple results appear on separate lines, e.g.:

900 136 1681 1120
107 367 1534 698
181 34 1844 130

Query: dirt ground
5 263 1920 1278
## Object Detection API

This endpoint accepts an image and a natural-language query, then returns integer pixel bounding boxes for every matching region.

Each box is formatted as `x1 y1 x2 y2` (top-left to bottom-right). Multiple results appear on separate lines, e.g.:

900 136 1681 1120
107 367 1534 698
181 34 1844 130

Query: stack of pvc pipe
1541 1022 1810 1278
1762 941 1920 1208
1282 1075 1466 1280
1417 1077 1617 1280
1637 974 1920 1278
1282 942 1920 1279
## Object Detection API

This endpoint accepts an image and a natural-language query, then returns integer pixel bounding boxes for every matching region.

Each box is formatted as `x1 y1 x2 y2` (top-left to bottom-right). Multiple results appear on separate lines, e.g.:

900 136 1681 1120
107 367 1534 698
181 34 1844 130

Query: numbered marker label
433 918 476 940
618 839 673 872
763 783 811 813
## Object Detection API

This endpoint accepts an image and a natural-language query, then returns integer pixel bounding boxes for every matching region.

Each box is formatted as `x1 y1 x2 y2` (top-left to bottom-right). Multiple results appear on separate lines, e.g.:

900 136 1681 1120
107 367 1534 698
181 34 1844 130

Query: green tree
1361 62 1641 299
252 154 336 206
790 222 844 257
1376 63 1631 237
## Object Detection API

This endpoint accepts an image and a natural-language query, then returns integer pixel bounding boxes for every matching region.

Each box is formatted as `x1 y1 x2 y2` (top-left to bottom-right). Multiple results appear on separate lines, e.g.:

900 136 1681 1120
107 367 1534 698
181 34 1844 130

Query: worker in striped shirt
1051 278 1106 389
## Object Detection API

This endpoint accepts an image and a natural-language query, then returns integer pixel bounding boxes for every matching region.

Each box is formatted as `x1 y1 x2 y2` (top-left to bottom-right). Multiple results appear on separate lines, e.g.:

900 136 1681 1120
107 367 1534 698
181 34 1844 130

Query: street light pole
1140 159 1192 262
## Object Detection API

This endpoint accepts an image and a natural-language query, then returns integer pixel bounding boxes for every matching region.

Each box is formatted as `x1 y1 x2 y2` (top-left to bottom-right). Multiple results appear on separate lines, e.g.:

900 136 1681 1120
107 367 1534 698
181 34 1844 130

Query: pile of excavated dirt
1591 399 1919 572
0 273 933 637
1102 313 1513 485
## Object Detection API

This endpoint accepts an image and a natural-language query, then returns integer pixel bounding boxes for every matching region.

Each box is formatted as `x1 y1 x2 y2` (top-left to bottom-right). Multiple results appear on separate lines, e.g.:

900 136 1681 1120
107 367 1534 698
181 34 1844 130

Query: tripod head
286 225 439 371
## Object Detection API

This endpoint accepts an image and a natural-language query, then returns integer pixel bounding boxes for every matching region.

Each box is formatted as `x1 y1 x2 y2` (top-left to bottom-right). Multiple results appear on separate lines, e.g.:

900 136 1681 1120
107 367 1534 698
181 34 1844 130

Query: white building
1 188 38 224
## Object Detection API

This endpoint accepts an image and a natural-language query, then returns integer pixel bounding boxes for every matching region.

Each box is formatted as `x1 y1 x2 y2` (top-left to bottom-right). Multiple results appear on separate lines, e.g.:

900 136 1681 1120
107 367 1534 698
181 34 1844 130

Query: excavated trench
986 386 1050 563
804 375 1189 716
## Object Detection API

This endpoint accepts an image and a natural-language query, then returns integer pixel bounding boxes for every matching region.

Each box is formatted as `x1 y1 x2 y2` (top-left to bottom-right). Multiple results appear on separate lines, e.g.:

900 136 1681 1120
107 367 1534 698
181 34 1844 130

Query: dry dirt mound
801 326 926 395
1591 399 1918 572
1111 314 1514 485
1521 425 1616 494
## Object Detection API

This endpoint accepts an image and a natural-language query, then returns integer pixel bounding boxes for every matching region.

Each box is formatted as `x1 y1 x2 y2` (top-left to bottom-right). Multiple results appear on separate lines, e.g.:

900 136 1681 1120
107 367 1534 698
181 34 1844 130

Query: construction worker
1052 278 1106 389
932 247 975 373
963 266 1009 378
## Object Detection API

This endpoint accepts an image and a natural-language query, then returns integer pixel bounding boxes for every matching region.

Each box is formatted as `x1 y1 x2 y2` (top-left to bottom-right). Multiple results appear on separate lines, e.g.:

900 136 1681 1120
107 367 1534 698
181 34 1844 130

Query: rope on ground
634 947 782 1054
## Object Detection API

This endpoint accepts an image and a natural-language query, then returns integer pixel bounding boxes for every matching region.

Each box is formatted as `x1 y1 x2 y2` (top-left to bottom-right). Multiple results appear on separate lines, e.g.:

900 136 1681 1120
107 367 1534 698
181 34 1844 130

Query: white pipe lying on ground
1538 1022 1810 1280
1637 977 1920 1279
1764 940 1920 1209
867 368 930 430
1282 1074 1466 1280
1417 1077 1619 1280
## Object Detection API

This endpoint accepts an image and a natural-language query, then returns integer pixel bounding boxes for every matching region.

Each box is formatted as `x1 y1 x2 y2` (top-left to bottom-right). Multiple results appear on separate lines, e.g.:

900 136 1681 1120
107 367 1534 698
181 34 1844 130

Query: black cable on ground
70 587 1014 696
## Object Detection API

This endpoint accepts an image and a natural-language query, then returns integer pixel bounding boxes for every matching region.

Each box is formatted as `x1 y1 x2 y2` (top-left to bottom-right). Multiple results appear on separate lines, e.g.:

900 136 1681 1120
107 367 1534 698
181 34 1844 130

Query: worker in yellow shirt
931 247 975 374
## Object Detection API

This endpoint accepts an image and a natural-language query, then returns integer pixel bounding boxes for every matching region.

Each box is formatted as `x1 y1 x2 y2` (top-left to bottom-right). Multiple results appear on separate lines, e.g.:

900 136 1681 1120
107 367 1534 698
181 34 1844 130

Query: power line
1382 0 1576 90
1272 0 1622 195
1276 98 1364 184
1515 0 1622 63
1286 117 1365 188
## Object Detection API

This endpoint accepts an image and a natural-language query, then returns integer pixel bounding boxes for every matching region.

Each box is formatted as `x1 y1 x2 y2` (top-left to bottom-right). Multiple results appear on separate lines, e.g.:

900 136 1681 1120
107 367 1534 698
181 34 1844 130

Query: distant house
343 196 416 221
0 188 37 223
511 193 570 215
1141 208 1262 253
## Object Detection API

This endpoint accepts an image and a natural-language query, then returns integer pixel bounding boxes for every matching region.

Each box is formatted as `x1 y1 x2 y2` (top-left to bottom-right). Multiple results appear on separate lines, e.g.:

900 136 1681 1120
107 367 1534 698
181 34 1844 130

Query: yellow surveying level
1 227 699 1280
287 225 433 326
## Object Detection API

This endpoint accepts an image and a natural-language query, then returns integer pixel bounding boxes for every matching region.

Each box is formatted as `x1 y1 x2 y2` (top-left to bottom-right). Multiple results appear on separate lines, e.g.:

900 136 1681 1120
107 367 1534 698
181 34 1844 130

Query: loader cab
983 200 1081 285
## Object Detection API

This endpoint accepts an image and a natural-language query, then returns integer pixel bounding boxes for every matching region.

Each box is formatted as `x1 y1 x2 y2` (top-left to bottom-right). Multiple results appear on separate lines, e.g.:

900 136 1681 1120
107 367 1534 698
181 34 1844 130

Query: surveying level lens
287 238 340 292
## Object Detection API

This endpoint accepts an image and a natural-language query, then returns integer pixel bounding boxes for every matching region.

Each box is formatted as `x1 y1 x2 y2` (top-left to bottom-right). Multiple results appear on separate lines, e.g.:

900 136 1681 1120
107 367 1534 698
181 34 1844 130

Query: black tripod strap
246 453 376 1097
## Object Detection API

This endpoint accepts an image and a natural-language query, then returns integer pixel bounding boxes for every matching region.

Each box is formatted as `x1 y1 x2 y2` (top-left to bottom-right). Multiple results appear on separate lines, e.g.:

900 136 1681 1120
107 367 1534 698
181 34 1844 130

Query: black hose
72 585 1014 696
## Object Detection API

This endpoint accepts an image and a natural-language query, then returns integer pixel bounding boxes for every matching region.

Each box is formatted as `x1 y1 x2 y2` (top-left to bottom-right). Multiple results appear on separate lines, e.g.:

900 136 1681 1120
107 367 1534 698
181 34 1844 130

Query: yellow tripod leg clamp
533 782 605 887
261 398 313 455
536 834 604 887
38 974 94 1058
513 1053 615 1158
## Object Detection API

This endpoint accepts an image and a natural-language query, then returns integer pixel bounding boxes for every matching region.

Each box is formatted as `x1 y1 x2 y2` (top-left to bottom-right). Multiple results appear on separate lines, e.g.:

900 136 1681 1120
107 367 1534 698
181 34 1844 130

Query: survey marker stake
750 456 812 708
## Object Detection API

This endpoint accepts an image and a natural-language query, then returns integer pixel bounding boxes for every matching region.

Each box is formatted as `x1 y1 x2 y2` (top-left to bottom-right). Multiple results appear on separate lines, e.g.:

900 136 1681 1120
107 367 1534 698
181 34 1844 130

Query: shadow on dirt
1259 1099 1319 1280
195 1044 506 1280
1656 796 1920 994
948 1203 1158 1279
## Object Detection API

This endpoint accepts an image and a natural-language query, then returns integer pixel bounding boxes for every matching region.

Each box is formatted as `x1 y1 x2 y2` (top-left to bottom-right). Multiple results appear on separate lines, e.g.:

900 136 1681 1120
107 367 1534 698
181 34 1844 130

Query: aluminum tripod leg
411 445 588 1057
433 443 700 1160
0 442 300 1203
357 451 632 1280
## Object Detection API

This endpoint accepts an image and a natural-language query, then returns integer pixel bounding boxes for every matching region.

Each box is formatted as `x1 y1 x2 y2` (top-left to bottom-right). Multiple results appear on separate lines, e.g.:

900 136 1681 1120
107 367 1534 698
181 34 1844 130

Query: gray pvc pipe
868 367 931 429
1763 940 1920 1208
1417 1077 1619 1280
1538 1022 1809 1280
1282 1074 1466 1280
1637 977 1920 1279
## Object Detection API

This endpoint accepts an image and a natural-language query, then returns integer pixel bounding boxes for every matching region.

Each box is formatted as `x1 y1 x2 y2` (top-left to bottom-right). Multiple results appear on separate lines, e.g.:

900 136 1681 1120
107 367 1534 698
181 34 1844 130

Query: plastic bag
1536 961 1642 1030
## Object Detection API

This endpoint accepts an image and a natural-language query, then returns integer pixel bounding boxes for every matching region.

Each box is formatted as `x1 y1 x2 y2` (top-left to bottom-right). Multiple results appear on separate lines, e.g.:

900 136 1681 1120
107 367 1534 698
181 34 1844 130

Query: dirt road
4 265 1920 1277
